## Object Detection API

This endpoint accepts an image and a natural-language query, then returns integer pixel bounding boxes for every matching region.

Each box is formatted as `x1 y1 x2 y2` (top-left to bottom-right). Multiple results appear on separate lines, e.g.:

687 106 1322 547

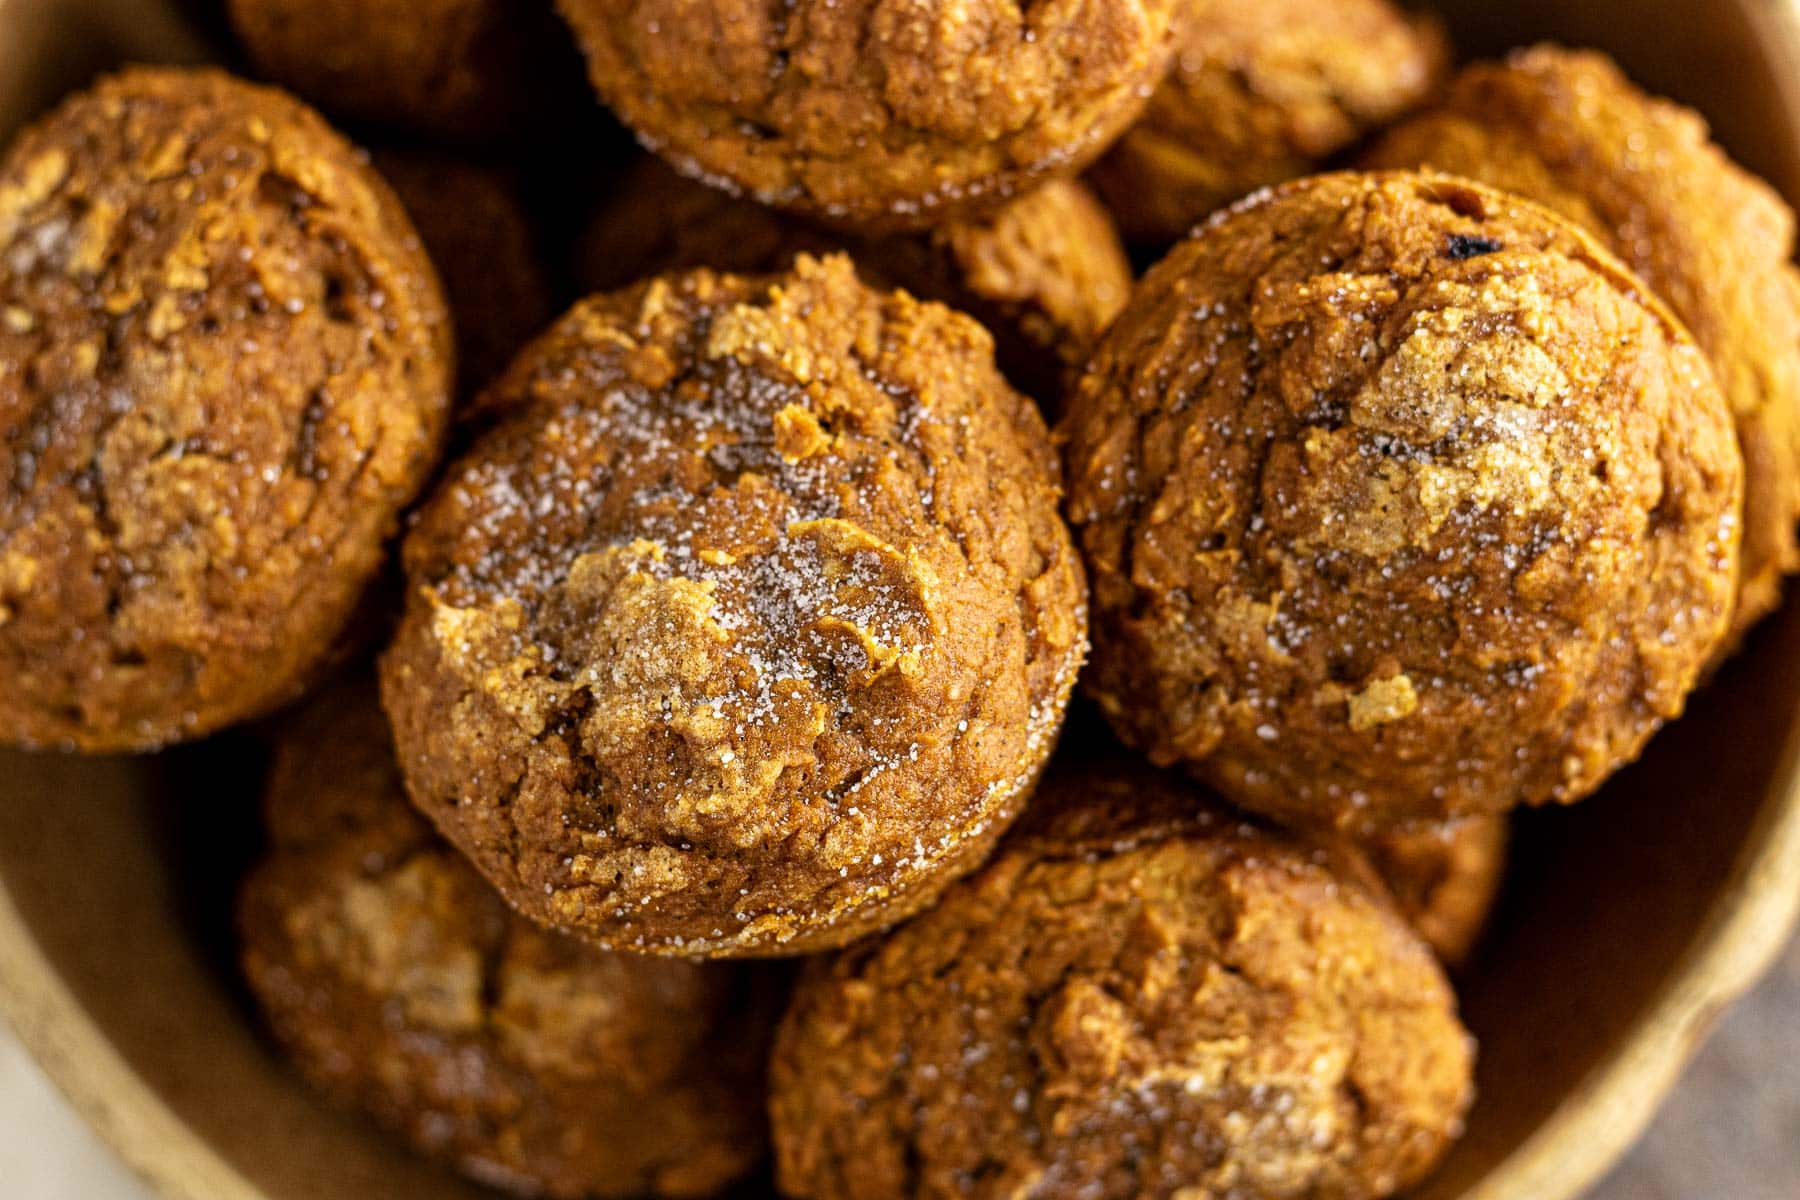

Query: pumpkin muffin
769 760 1476 1200
225 0 580 143
1091 0 1449 243
1366 817 1508 966
579 157 1132 403
1364 45 1800 648
240 680 773 1199
1061 172 1741 832
374 152 555 395
554 0 1182 229
0 68 451 751
382 254 1087 957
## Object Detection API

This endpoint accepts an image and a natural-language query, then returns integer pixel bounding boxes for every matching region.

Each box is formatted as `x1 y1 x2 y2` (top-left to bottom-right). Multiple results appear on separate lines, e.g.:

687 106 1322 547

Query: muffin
579 157 1133 403
1061 171 1742 832
554 0 1182 229
238 680 773 1199
1366 817 1509 966
1090 0 1449 243
0 68 451 751
382 253 1087 957
1364 45 1800 649
225 0 579 143
374 151 555 395
769 760 1476 1200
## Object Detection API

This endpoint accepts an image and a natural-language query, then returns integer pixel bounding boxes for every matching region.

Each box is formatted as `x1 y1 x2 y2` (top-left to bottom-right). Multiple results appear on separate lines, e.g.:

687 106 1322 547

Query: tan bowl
3 1 1800 1197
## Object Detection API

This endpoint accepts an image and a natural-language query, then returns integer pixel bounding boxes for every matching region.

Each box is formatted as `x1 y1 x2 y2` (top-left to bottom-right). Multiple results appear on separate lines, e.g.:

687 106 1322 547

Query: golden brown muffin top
934 176 1135 392
555 0 1182 229
382 254 1086 957
240 681 772 1199
579 158 1132 404
1091 0 1449 242
1364 45 1800 649
769 760 1475 1200
1062 172 1741 832
0 67 450 751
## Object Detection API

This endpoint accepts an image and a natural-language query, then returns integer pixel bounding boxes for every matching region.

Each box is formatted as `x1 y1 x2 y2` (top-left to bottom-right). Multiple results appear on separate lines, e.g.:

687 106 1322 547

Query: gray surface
1 935 1797 1198
1587 931 1800 1200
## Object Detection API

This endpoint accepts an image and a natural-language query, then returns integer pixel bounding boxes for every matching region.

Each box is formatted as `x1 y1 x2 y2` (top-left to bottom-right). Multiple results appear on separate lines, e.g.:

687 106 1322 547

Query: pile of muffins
1 0 1794 1196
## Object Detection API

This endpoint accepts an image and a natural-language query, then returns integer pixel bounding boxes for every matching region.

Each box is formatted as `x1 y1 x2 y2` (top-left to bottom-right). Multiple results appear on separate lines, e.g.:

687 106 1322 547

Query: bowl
3 1 1800 1198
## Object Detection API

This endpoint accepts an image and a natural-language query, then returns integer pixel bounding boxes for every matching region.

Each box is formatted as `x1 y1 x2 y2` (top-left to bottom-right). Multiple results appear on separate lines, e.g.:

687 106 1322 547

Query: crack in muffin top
1363 44 1800 651
240 680 774 1200
0 67 450 751
383 253 1086 956
769 762 1475 1200
1061 171 1741 831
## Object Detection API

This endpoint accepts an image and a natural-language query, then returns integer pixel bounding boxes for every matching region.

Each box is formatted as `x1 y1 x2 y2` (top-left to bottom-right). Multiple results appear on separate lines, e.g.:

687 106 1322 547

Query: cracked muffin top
1061 171 1741 832
578 157 1133 406
1364 45 1800 651
769 759 1475 1200
1090 0 1449 243
381 253 1087 957
226 0 581 143
554 0 1182 230
0 67 451 751
239 680 773 1200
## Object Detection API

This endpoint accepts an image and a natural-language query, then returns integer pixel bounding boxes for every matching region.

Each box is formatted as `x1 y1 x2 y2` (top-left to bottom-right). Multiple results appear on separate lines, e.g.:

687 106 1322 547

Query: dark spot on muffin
1446 234 1503 260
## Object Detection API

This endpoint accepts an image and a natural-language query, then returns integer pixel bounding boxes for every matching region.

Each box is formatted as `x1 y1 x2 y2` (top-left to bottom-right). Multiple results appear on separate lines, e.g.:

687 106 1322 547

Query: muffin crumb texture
1091 0 1449 241
1365 44 1800 647
0 67 450 751
239 681 774 1200
1062 171 1741 831
555 0 1182 227
383 253 1086 957
770 764 1476 1200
